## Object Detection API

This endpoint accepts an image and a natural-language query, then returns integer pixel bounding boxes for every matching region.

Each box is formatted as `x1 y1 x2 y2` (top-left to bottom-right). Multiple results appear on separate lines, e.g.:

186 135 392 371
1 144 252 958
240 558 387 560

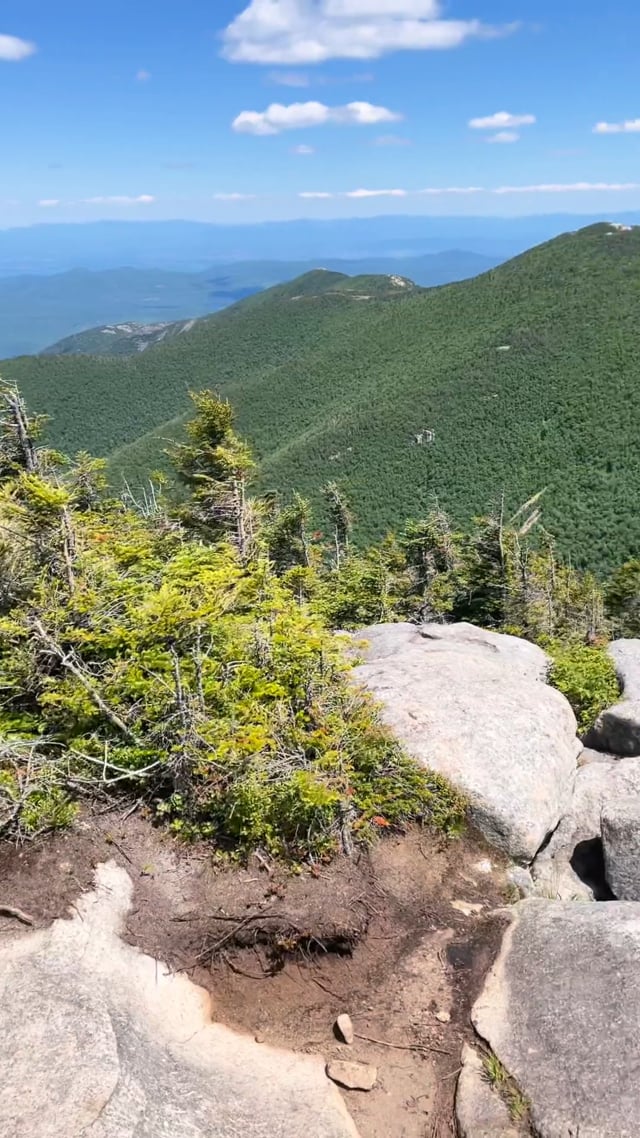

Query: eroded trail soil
0 812 509 1138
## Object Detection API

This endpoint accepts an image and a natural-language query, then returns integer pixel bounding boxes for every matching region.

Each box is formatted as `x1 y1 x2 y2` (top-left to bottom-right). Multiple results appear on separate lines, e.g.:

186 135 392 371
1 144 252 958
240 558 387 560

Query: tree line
0 384 636 858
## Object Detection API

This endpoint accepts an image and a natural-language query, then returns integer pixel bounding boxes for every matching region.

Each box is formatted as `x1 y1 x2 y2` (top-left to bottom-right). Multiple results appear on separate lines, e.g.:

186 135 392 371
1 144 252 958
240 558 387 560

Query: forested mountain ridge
43 270 421 358
1 251 494 359
5 222 640 572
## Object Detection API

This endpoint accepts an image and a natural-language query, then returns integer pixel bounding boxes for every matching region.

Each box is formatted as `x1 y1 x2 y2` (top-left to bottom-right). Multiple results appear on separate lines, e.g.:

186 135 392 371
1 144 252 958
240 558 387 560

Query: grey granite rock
473 900 640 1137
531 757 640 900
586 639 640 756
353 622 580 861
0 862 359 1138
602 795 640 899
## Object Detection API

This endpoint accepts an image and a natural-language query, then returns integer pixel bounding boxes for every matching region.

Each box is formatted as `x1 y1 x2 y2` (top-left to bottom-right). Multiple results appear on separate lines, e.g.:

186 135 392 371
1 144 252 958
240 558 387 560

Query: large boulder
473 900 640 1137
586 638 640 756
602 796 640 900
353 623 581 861
0 862 359 1138
531 756 640 900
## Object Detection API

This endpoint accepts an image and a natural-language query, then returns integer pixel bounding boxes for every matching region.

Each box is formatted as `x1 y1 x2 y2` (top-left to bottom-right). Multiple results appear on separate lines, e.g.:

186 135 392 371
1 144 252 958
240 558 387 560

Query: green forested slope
4 224 640 571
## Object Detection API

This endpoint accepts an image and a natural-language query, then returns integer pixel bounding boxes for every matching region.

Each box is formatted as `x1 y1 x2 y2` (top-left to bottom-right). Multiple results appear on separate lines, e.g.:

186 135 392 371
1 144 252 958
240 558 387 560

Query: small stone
474 858 493 875
451 900 484 916
254 1032 265 1043
335 1013 354 1045
435 1010 451 1023
326 1060 377 1091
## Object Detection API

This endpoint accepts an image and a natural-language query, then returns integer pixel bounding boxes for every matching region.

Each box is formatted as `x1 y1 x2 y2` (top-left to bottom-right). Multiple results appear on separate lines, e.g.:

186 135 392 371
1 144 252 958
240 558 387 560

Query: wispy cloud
136 69 152 82
268 70 311 87
83 195 156 204
268 68 375 86
494 181 640 193
232 100 401 135
222 1 519 64
593 119 640 134
469 111 535 130
0 34 36 61
38 199 60 208
487 130 520 143
345 187 407 197
291 143 316 154
373 133 412 146
299 182 640 200
212 192 257 201
419 185 484 194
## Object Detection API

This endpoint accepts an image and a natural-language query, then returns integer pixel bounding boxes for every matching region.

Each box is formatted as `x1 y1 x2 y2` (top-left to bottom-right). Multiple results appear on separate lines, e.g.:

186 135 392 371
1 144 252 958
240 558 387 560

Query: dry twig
0 904 34 925
354 1032 453 1057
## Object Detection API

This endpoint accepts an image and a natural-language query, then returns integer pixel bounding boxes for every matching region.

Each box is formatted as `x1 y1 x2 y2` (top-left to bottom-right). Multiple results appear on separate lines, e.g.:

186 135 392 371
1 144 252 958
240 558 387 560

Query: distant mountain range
5 223 640 574
1 251 496 358
2 214 640 275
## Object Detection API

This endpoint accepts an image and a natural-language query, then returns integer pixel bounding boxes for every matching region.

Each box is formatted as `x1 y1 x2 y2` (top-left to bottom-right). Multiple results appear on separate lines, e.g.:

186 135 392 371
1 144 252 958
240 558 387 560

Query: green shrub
20 785 79 834
548 642 620 735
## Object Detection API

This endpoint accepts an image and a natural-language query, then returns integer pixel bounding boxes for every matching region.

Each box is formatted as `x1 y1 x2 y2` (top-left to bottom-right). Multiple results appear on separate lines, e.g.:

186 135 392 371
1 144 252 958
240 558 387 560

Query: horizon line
1 210 639 233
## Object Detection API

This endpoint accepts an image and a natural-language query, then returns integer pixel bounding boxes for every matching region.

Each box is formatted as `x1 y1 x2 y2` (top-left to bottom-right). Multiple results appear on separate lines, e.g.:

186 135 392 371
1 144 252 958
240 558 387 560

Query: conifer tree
170 391 257 558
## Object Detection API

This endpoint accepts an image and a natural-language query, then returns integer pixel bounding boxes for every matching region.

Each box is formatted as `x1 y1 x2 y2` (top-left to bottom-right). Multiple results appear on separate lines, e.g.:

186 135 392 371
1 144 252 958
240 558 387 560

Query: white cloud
374 133 411 146
593 119 640 134
232 99 401 134
291 143 316 154
345 187 407 197
38 199 60 208
222 0 518 64
299 191 334 197
83 195 156 204
487 130 519 143
469 111 535 130
136 69 151 81
0 34 36 61
212 192 257 200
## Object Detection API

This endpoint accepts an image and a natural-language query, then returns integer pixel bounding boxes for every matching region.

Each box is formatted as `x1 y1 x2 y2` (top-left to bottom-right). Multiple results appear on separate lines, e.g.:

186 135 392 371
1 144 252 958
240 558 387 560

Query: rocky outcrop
0 862 359 1138
531 756 640 900
586 638 640 756
353 622 581 861
472 900 640 1138
602 796 640 900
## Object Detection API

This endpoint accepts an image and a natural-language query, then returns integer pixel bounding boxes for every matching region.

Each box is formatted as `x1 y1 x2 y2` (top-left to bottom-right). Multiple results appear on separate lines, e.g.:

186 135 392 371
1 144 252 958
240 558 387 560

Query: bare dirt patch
0 811 509 1138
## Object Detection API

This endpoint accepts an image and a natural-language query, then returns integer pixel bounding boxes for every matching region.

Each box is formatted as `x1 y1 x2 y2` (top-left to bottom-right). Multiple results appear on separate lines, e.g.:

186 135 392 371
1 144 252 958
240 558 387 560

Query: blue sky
1 0 640 226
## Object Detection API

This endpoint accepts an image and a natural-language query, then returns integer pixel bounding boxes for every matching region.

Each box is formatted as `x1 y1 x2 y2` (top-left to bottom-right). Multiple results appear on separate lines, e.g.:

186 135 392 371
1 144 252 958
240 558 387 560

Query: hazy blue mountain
0 268 256 358
0 251 498 357
1 214 639 275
